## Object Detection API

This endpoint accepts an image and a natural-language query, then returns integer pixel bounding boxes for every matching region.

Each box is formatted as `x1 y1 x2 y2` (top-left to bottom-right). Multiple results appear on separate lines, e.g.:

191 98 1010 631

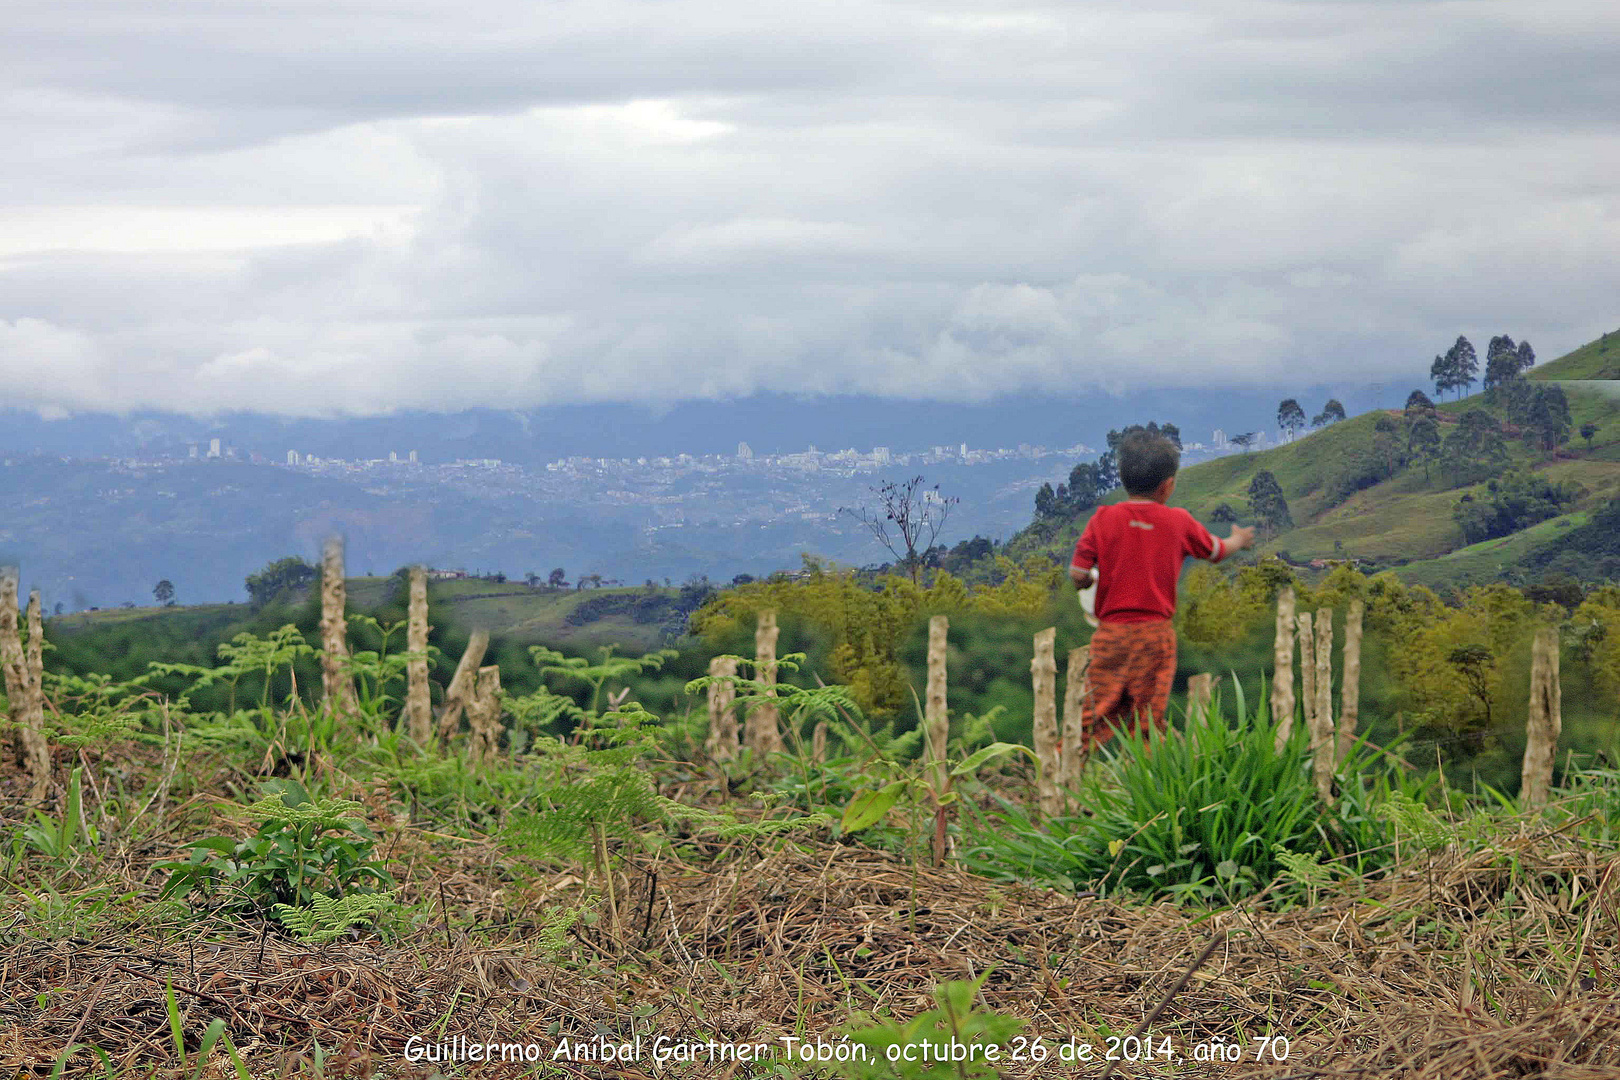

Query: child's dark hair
1119 431 1180 496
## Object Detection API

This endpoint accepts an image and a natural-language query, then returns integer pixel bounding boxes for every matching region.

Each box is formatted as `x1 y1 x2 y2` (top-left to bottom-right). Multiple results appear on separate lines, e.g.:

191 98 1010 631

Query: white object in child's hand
1078 565 1099 628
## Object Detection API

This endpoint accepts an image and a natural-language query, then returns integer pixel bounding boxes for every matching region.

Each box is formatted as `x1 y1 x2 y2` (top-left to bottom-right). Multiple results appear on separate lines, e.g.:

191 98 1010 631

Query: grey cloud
2 0 1618 417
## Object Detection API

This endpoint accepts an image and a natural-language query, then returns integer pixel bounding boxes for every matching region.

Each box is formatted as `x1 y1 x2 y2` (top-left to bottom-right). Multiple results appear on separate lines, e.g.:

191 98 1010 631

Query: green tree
1444 335 1478 399
244 557 318 607
1210 502 1238 524
1404 389 1436 419
153 579 176 606
1246 470 1293 532
548 568 567 589
1483 340 1523 398
1581 421 1599 448
1516 340 1535 371
1440 409 1508 484
1407 414 1442 481
1276 398 1306 441
1311 398 1346 427
1429 352 1451 400
1522 384 1572 453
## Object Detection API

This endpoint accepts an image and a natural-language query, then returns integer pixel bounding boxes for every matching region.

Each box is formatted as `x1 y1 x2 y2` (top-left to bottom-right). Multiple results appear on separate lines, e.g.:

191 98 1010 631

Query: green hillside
1009 326 1620 586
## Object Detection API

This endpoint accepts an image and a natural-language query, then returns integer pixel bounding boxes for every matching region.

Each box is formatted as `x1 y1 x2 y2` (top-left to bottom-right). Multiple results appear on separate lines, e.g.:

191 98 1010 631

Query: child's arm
1209 524 1256 561
1069 515 1100 589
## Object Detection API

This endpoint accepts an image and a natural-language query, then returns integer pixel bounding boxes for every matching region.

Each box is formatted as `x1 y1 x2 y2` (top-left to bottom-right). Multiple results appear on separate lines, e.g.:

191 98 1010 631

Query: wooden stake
1031 628 1061 817
1521 627 1562 810
318 537 361 719
404 566 433 747
1337 599 1364 769
1309 609 1335 800
1187 674 1214 725
1 568 27 768
925 615 949 793
1 575 51 800
1295 610 1317 743
811 721 827 764
1271 587 1297 749
745 610 784 757
1061 646 1090 789
466 665 503 765
436 630 489 745
703 656 739 763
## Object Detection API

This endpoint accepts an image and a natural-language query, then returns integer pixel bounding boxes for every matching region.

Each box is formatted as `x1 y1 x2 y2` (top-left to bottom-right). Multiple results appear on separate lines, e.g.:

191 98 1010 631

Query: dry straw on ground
2 791 1615 1079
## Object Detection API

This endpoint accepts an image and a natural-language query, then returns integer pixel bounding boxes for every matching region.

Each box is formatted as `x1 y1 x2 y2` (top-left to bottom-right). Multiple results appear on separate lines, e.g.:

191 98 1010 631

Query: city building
408 450 418 464
737 441 753 460
286 450 300 466
389 451 398 463
207 438 221 459
873 446 890 464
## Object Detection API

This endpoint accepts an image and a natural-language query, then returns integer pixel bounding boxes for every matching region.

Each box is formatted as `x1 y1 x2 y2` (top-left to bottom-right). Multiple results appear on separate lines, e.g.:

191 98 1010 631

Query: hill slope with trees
1005 327 1620 587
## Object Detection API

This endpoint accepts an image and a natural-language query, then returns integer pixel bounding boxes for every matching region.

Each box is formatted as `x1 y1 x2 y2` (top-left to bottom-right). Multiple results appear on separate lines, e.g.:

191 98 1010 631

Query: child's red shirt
1071 501 1224 624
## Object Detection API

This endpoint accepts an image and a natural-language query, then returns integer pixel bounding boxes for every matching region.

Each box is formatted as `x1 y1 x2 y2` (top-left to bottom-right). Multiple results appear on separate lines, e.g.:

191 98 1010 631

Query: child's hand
1226 525 1257 552
1068 566 1096 590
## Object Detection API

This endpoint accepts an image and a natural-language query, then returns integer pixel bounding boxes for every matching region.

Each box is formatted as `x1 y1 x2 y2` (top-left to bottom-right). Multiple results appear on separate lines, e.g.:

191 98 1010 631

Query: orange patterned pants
1079 619 1178 752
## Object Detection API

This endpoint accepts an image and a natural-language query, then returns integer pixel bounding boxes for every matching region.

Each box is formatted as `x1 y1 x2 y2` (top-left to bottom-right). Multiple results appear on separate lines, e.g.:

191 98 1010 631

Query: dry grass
2 794 1617 1079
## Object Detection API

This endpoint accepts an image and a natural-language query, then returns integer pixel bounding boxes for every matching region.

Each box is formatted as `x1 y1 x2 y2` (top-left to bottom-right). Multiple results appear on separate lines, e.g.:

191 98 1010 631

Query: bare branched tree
840 476 959 583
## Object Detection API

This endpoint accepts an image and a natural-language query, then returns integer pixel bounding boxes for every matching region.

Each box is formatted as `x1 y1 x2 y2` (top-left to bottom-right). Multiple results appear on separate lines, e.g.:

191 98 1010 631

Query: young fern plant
273 889 400 944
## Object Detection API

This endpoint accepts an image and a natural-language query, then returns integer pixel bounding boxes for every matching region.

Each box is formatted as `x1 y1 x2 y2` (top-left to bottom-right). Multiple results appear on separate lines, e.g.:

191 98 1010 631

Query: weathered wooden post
811 721 828 764
1309 609 1335 800
1 571 51 799
926 615 949 793
1032 628 1061 817
1336 599 1364 769
404 566 433 746
466 665 503 764
436 629 490 745
745 610 784 757
703 655 739 763
319 537 361 718
1187 673 1214 725
1295 610 1318 740
1271 587 1297 749
1061 646 1090 788
1521 627 1562 810
1 568 27 767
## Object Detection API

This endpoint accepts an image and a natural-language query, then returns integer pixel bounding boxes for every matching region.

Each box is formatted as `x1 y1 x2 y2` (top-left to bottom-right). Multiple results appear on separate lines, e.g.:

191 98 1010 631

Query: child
1067 430 1255 756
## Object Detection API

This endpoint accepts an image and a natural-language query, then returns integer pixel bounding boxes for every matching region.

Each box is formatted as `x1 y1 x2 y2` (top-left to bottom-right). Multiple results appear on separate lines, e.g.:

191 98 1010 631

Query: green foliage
960 689 1413 902
830 973 1024 1080
1441 409 1509 484
158 779 392 910
1452 468 1582 545
15 767 96 861
1246 470 1292 531
272 889 400 943
244 556 318 607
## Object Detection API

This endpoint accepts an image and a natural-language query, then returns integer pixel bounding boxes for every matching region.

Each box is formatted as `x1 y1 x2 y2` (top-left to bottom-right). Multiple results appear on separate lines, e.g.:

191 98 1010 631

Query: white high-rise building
737 441 753 460
408 450 418 464
207 437 221 458
1212 429 1227 448
873 446 890 464
188 443 199 459
960 442 968 457
389 451 398 463
286 450 300 466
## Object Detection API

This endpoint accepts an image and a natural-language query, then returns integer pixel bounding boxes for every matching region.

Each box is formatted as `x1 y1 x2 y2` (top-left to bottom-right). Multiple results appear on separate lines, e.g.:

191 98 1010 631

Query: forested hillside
1007 328 1620 587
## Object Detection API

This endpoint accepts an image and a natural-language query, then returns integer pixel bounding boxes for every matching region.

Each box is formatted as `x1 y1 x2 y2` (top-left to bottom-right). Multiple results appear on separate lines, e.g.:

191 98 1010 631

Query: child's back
1067 432 1254 756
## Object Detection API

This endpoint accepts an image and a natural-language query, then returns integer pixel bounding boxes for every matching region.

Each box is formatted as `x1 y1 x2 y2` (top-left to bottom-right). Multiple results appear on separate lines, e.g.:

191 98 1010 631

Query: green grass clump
960 687 1424 903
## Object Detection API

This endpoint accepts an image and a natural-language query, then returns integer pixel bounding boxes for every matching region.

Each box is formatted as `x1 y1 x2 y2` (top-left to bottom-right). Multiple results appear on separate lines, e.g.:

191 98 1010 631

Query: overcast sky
3 0 1618 418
